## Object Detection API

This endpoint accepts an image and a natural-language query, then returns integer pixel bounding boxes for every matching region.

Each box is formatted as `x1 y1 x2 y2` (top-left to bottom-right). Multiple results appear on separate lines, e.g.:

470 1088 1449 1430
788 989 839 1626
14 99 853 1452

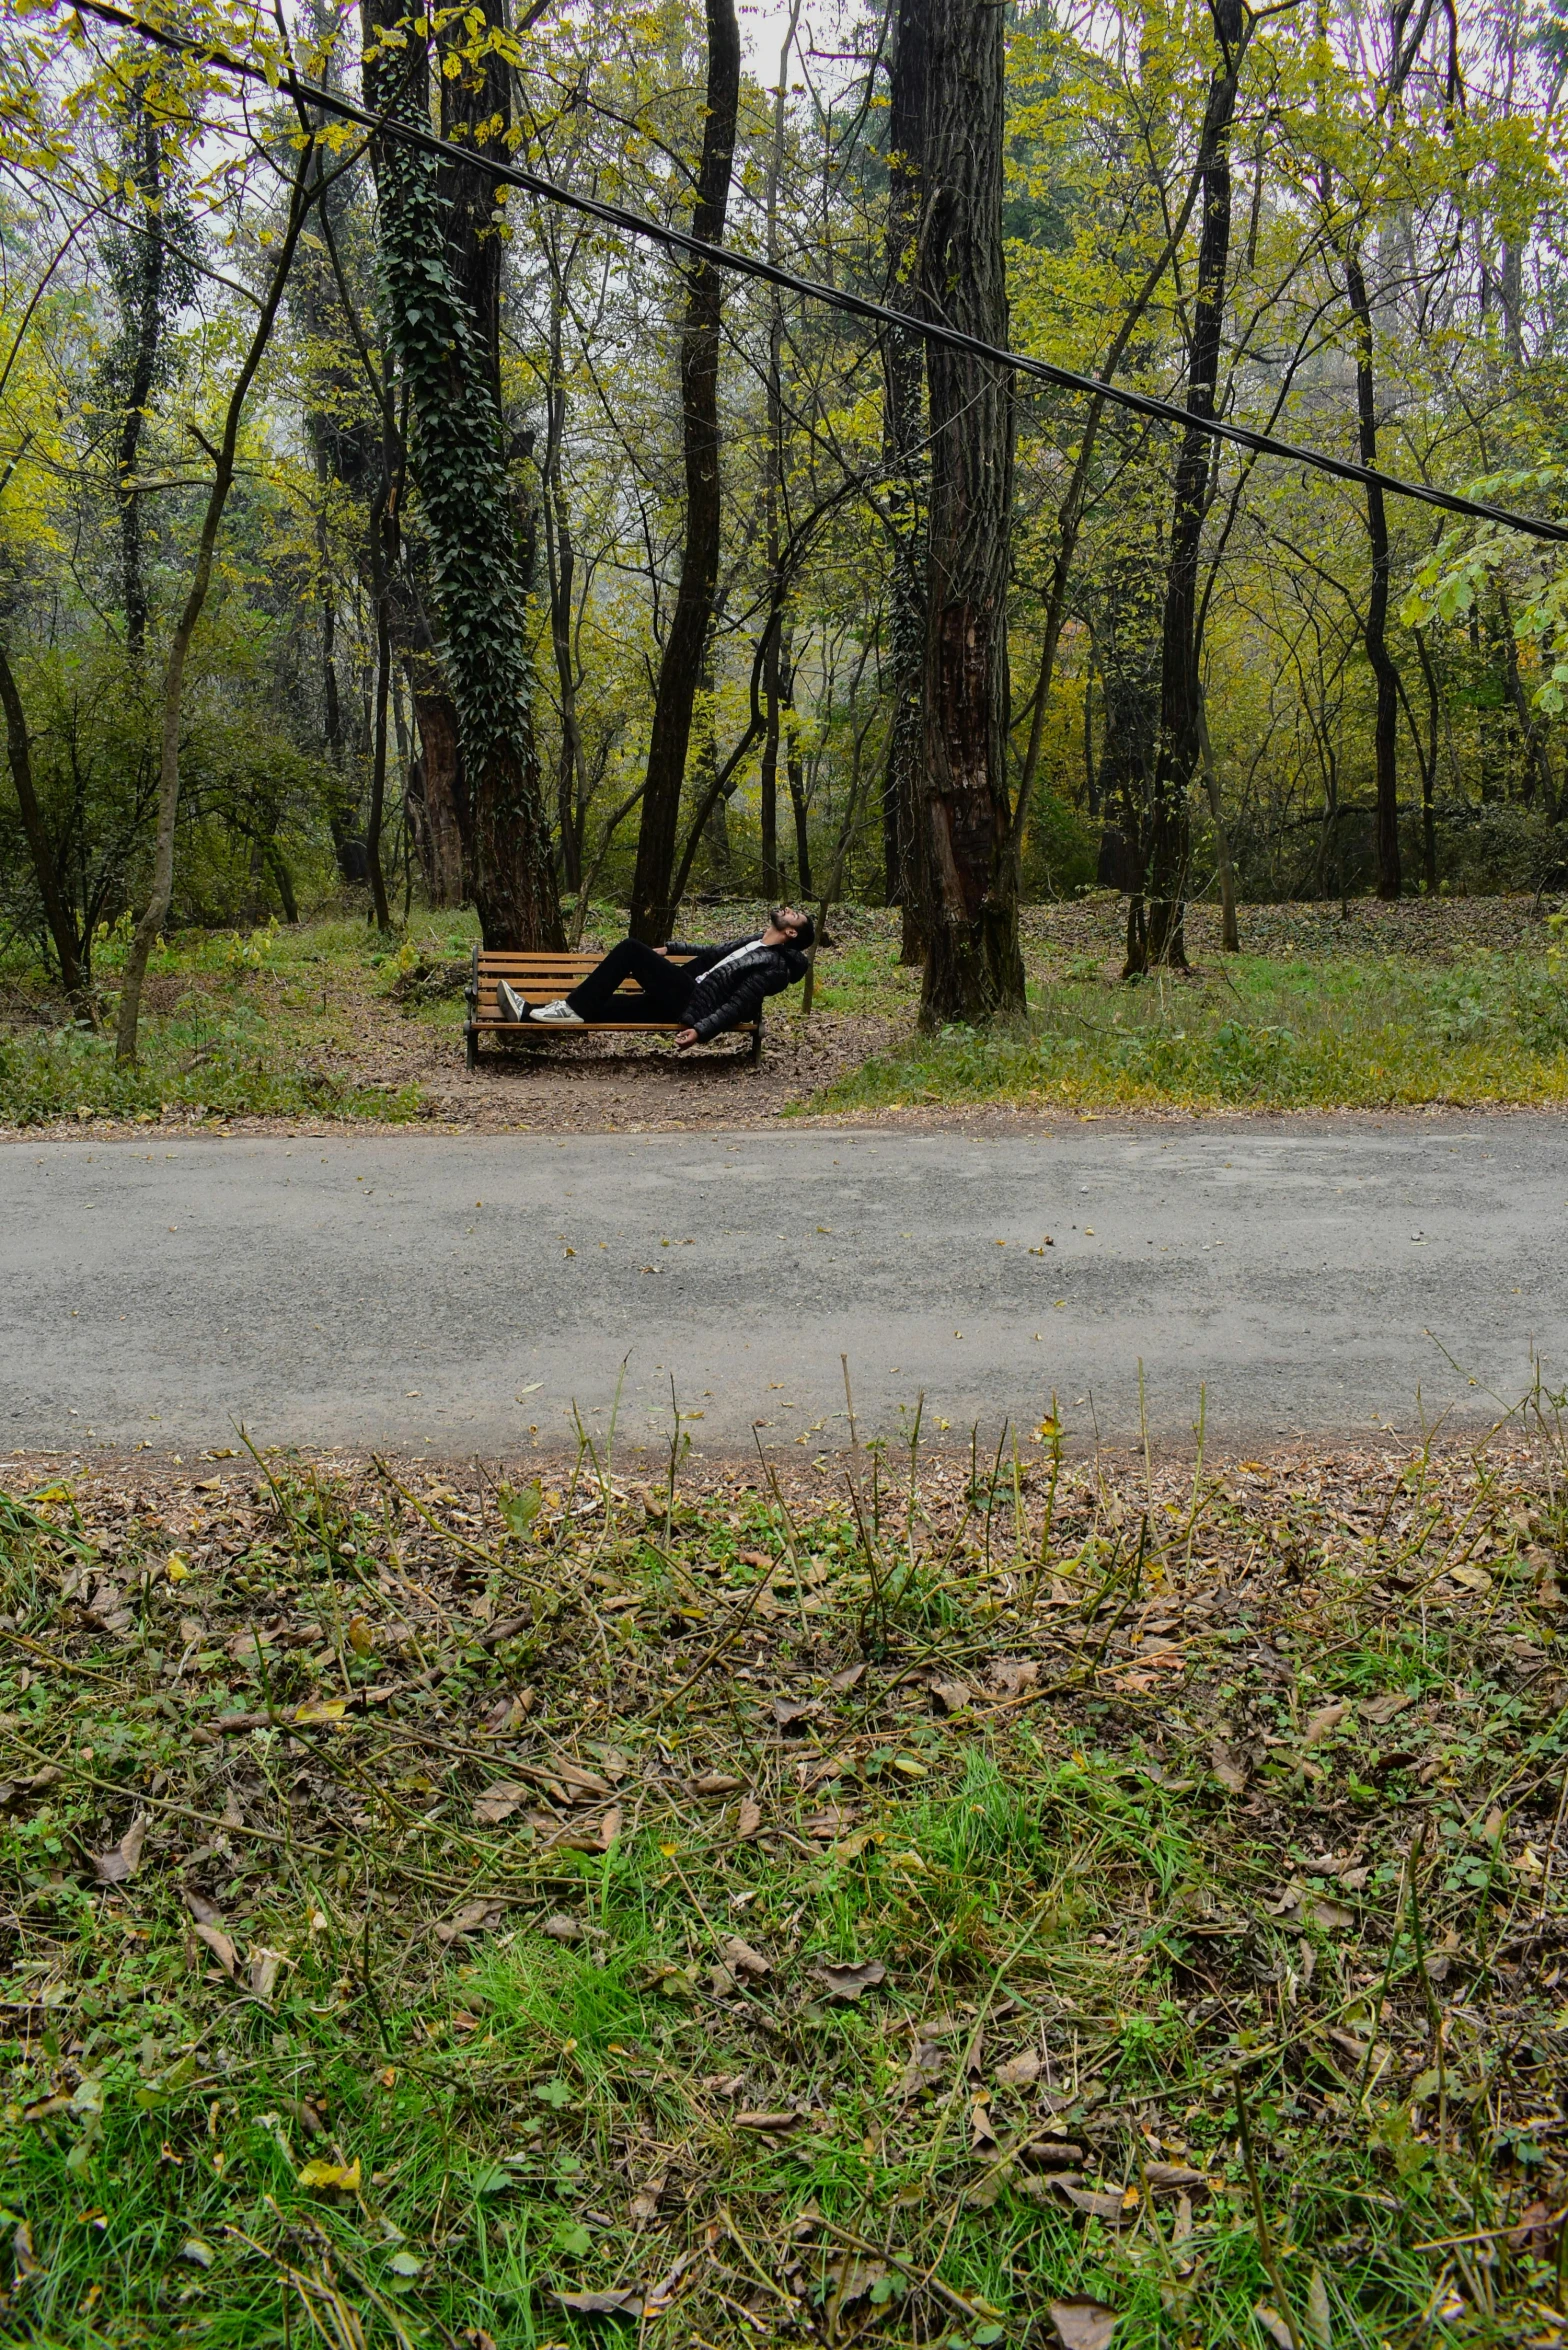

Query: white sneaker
496 980 530 1022
531 1000 585 1024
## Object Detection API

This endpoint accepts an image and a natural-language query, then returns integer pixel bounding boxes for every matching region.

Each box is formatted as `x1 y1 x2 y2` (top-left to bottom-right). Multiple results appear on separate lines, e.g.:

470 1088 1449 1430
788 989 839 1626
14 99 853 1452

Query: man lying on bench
495 905 814 1049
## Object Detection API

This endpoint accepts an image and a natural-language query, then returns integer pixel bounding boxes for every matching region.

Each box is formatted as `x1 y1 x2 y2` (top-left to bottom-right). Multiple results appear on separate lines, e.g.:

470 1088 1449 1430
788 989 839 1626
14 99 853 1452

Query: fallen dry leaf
183 1886 224 1927
1255 2305 1295 2350
1061 2185 1132 2221
1305 2266 1332 2348
1304 1702 1350 1745
830 1662 865 1692
1051 2298 1120 2350
813 1958 887 2001
722 1934 770 1977
249 1949 282 2001
995 2049 1041 2089
772 1696 821 1728
970 2097 999 2150
735 2110 800 2130
629 2171 667 2224
552 2289 646 2316
473 1781 527 1826
900 2039 945 2096
992 1659 1040 1697
1210 1743 1248 1793
929 1676 971 1714
1143 2162 1211 2192
539 1913 584 1941
597 1806 622 1848
1361 1690 1414 1723
436 1901 504 1944
92 1816 146 1884
691 1771 742 1795
736 1794 762 1839
192 1921 237 1976
297 2156 361 2192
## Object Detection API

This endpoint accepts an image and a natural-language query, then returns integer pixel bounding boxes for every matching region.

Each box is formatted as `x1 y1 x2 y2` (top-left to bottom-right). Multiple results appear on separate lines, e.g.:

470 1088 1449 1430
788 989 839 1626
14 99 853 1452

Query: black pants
566 939 696 1022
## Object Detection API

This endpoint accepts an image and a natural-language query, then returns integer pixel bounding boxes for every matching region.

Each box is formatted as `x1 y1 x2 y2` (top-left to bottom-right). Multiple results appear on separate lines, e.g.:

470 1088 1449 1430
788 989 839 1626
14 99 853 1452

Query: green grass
807 947 1568 1114
3 1417 1567 2346
8 903 1568 1124
0 915 461 1127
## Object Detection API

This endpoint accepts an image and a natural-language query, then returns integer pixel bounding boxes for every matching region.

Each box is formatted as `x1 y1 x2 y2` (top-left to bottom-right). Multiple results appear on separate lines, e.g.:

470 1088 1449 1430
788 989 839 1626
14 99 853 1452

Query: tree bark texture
0 634 87 1000
436 0 510 419
1136 0 1246 974
1344 247 1402 900
913 0 1025 1027
385 569 467 905
627 0 741 943
542 262 586 892
881 0 928 963
363 0 563 949
110 79 169 664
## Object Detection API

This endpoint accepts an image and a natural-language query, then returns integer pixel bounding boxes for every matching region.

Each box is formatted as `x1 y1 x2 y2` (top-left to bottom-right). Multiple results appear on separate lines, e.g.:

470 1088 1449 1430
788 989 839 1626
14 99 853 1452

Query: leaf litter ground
3 1405 1568 2349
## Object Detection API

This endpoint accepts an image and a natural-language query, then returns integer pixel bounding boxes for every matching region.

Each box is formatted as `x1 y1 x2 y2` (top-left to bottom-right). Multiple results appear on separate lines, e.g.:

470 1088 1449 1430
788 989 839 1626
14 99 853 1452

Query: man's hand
673 1027 699 1050
655 943 672 955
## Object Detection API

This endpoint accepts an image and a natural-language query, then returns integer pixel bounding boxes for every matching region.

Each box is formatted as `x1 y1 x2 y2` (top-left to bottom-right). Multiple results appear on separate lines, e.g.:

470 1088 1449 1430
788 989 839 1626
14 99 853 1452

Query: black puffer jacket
669 936 809 1042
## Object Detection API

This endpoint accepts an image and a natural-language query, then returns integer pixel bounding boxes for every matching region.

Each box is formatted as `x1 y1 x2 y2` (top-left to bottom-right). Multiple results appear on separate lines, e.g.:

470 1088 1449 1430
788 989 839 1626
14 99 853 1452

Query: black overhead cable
69 0 1568 546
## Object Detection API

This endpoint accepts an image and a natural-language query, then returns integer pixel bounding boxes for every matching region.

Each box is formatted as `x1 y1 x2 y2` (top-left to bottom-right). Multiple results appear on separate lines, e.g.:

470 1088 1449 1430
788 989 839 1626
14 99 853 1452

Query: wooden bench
464 949 764 1069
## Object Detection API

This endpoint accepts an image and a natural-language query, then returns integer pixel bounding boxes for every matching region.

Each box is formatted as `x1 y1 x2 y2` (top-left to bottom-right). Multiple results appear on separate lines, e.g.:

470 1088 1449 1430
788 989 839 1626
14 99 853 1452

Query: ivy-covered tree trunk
108 77 168 665
363 0 562 950
1134 0 1247 975
627 0 741 944
911 0 1025 1028
881 0 929 965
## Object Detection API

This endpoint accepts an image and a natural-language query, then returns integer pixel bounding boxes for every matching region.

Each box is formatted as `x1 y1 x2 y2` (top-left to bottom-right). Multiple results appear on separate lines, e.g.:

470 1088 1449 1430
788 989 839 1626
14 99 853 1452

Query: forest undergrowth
2 896 1567 1132
3 1394 1568 2348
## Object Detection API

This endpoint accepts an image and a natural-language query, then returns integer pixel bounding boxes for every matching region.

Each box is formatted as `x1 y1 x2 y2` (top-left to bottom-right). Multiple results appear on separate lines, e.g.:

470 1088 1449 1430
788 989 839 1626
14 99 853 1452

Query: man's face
772 904 805 939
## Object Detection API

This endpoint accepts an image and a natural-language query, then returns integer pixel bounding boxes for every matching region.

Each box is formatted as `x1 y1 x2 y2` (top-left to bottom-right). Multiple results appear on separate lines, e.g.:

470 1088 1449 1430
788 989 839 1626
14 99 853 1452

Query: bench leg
749 1019 763 1067
465 1024 479 1071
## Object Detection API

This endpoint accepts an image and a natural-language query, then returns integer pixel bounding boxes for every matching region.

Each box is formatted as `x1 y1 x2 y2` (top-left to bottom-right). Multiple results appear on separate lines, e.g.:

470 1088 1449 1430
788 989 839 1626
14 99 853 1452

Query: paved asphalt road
3 1117 1563 1460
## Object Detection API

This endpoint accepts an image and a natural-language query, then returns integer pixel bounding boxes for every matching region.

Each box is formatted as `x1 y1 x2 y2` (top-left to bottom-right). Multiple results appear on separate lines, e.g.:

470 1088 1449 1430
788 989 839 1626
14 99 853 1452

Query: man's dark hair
783 913 814 954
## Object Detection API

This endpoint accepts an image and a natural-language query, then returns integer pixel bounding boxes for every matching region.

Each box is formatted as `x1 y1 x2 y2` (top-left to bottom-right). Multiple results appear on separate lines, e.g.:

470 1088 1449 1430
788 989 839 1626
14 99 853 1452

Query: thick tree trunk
363 0 562 950
627 0 741 942
0 636 87 1001
912 0 1024 1027
1134 0 1247 974
113 84 167 664
542 270 586 893
116 144 322 1063
1344 248 1401 900
760 614 782 899
881 0 928 964
436 0 509 418
384 569 466 905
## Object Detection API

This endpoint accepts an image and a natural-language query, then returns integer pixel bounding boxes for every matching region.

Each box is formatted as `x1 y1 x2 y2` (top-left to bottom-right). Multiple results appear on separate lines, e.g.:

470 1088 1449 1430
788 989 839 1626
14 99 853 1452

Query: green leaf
498 1478 543 1538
